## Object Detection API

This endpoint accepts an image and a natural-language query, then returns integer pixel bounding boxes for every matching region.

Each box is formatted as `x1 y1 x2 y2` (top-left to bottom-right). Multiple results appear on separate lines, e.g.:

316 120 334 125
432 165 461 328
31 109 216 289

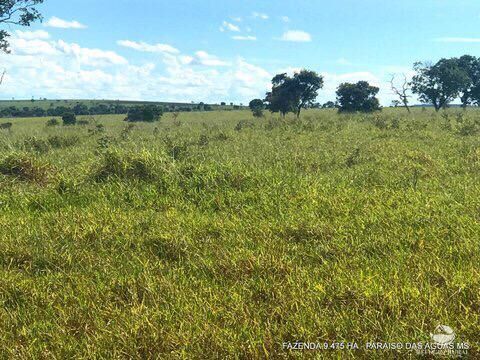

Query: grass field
0 109 478 358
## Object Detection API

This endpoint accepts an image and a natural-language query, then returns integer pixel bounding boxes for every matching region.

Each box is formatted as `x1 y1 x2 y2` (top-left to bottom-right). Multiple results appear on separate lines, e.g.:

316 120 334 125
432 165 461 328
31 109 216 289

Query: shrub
92 149 165 182
0 153 54 184
47 135 80 149
23 137 50 154
249 99 265 118
62 113 77 126
45 118 59 127
0 122 13 130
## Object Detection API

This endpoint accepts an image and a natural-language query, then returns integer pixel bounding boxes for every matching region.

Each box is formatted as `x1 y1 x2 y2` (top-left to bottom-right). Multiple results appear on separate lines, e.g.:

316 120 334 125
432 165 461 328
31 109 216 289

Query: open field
0 109 479 358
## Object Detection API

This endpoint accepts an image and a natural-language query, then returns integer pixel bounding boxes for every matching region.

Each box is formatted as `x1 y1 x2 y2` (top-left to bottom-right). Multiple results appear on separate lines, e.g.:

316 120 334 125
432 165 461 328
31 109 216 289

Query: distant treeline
0 102 241 118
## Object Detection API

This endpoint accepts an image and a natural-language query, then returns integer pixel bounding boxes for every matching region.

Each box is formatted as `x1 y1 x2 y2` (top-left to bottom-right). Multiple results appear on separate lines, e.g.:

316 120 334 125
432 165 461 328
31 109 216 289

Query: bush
0 122 13 130
92 149 166 182
45 118 59 127
47 135 80 149
62 113 77 126
249 99 265 118
0 153 54 184
23 137 50 154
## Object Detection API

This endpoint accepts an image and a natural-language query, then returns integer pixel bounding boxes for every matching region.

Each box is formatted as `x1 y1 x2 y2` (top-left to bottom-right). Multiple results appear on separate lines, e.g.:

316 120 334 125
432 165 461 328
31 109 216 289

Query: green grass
0 109 478 358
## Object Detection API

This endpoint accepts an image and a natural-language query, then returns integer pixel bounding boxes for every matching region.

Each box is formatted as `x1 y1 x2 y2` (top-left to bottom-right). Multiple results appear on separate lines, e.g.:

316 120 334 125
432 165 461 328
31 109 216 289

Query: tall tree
0 0 44 53
291 70 324 117
265 70 324 118
336 81 381 112
457 55 480 108
411 59 470 111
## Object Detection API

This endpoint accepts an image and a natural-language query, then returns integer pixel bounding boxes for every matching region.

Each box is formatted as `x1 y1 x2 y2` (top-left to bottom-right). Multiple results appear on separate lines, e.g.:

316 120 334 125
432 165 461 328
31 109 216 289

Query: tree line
0 102 218 118
249 71 381 117
249 54 480 118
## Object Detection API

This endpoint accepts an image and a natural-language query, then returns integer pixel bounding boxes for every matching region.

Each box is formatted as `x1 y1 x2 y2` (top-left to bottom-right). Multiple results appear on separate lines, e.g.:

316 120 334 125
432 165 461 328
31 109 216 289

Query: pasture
0 109 478 358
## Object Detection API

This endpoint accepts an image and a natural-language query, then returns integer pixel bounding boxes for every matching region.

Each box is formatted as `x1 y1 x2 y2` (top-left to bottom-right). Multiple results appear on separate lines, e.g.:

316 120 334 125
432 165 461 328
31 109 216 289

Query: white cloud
14 30 50 40
232 35 257 41
281 16 290 23
279 30 312 42
435 37 480 43
117 40 180 54
231 17 242 22
11 38 59 56
193 51 230 66
57 40 128 66
8 32 127 66
44 16 87 29
1 32 272 104
220 21 240 32
252 12 269 20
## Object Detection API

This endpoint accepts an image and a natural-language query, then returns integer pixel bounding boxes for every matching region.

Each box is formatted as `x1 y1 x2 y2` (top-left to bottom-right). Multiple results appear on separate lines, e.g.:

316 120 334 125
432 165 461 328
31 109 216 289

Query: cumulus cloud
8 32 127 66
44 16 87 29
193 51 230 66
117 40 179 54
57 40 128 66
0 32 272 103
14 30 50 40
232 35 257 41
279 30 312 42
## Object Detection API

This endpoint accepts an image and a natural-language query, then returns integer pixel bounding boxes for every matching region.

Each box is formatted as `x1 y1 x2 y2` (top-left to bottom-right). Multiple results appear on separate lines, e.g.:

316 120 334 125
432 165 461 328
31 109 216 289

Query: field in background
0 109 479 358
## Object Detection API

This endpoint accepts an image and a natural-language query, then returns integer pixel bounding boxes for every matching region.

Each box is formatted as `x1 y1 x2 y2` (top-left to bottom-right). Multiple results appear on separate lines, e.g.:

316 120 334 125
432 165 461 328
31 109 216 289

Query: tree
248 99 264 117
62 113 76 126
125 105 163 122
0 0 44 53
336 81 381 112
457 55 480 108
391 100 401 108
265 70 324 118
322 101 336 109
390 74 411 112
411 59 470 111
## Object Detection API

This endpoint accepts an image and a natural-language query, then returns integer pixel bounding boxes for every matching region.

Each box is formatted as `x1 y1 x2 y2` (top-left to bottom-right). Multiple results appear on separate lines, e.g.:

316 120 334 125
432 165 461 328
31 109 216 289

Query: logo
430 325 456 346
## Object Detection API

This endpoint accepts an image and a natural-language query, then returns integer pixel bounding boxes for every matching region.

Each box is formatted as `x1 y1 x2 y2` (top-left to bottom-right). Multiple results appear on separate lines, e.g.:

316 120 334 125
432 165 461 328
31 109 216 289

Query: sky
1 0 480 105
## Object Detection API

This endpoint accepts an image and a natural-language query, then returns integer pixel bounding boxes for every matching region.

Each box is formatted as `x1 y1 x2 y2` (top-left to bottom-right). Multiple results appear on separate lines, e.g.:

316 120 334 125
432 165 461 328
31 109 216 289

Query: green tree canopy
248 99 264 117
265 70 324 118
411 59 470 111
336 81 381 113
0 0 44 53
457 55 480 108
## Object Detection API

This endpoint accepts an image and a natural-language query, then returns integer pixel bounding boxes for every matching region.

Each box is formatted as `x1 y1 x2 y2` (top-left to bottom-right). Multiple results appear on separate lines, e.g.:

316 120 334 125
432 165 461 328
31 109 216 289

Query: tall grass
0 109 478 358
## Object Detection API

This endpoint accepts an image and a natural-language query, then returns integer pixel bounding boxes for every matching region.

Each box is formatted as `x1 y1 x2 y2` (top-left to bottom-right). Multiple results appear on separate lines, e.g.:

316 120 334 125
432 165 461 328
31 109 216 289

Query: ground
0 109 478 358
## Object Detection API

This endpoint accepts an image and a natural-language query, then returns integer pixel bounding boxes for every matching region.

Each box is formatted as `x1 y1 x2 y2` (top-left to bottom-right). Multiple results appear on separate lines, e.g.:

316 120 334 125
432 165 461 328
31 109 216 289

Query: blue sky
1 0 480 104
